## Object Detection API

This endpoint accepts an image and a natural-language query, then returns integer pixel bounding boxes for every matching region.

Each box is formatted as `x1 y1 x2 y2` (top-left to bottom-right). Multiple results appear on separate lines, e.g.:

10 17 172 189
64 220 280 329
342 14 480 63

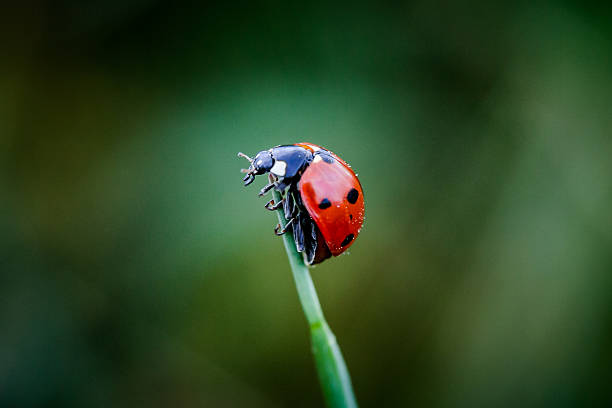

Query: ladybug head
238 150 274 186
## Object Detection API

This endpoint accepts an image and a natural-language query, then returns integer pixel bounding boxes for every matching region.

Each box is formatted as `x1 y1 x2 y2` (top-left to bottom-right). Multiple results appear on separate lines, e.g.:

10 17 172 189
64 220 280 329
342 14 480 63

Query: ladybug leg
258 182 275 197
293 213 305 252
284 191 295 220
285 186 305 220
243 173 255 186
271 180 300 235
303 218 317 265
274 194 299 235
264 198 284 211
274 217 296 236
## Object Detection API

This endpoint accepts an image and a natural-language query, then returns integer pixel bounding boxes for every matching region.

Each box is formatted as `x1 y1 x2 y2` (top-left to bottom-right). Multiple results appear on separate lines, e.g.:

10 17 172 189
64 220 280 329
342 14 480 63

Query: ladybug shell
295 143 365 256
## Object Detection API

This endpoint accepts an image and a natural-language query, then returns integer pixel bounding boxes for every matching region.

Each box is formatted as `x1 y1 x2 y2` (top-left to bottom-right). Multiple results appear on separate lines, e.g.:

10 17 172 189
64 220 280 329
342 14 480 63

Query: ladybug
238 143 364 265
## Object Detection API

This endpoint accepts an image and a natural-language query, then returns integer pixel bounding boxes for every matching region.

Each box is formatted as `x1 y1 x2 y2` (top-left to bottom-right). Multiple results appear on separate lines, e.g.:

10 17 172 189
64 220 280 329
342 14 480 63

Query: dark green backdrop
2 1 612 407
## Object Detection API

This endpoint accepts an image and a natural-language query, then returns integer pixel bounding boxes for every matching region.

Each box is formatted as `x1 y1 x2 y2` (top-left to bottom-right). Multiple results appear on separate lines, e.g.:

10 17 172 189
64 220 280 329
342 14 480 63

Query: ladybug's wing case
297 147 364 256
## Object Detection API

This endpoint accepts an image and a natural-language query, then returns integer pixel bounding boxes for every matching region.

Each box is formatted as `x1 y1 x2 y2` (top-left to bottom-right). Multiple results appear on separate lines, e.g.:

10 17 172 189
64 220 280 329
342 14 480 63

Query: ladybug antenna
238 152 255 176
237 152 253 163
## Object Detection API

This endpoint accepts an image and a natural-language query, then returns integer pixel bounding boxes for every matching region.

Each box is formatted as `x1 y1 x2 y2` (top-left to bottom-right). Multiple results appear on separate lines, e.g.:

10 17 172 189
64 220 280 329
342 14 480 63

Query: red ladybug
238 143 364 265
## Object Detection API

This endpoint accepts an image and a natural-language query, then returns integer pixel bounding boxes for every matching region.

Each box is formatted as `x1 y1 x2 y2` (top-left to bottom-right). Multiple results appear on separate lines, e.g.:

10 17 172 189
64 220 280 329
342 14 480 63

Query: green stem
272 188 358 408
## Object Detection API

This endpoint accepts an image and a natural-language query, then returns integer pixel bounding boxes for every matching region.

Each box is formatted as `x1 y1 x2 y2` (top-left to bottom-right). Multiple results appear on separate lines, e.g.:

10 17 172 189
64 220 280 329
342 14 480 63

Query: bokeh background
2 1 612 407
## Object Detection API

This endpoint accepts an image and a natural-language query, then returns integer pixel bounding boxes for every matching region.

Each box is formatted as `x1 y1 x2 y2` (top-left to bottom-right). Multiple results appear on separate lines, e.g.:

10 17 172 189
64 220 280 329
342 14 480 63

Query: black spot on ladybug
341 234 354 247
318 198 332 209
349 214 353 220
347 188 359 204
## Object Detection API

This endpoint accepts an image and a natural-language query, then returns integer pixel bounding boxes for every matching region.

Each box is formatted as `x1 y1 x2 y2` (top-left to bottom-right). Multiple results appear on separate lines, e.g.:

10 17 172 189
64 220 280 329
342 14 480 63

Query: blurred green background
2 1 612 407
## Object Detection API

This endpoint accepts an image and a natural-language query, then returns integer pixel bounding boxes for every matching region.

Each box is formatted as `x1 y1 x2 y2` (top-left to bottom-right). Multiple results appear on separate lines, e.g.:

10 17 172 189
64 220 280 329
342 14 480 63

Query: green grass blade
272 188 358 408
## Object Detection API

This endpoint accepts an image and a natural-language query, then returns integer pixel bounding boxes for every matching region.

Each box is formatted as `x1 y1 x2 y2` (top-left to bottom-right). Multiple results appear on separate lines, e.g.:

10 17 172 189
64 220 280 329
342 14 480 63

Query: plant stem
272 187 358 408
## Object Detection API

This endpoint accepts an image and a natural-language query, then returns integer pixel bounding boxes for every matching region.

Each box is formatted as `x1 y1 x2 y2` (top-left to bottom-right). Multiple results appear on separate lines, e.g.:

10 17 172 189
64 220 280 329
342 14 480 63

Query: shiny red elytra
239 143 364 265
